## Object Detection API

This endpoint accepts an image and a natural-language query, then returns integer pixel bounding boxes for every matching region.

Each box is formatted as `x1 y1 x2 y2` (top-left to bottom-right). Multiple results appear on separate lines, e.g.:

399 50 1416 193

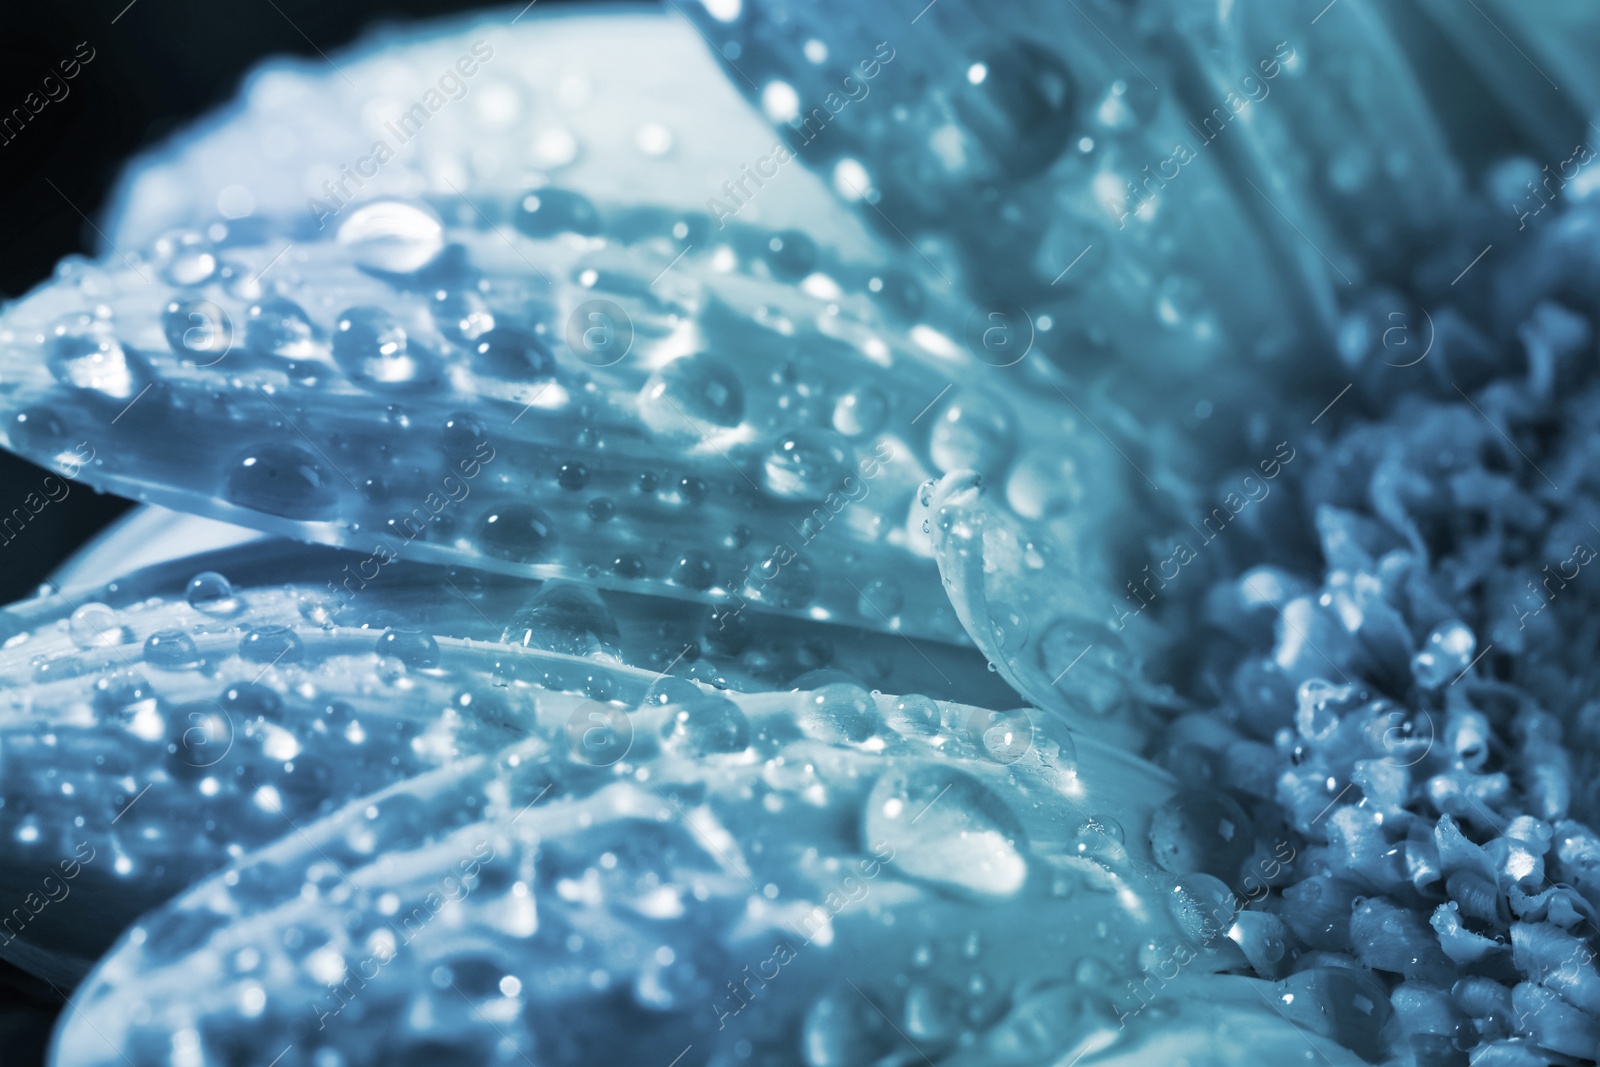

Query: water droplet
864 766 1027 897
68 603 128 649
763 429 850 501
928 391 1015 477
503 581 620 659
587 497 615 522
765 230 817 280
185 572 240 615
246 298 319 362
144 629 201 669
239 625 303 665
162 299 233 362
48 331 139 400
832 386 889 437
558 463 590 491
954 38 1077 179
376 628 440 668
514 188 600 237
441 412 487 459
226 444 339 520
797 681 878 743
1149 790 1253 880
856 577 902 617
673 550 716 590
1168 873 1239 945
477 504 556 564
470 327 554 380
648 677 750 754
332 307 435 386
430 288 495 343
802 990 895 1067
336 200 445 274
155 232 218 286
639 354 745 437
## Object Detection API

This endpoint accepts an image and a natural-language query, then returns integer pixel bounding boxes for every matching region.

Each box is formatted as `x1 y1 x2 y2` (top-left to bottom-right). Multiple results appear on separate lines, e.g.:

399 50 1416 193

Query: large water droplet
1149 790 1253 881
185 571 240 615
225 444 339 520
954 38 1077 179
638 354 745 437
864 766 1028 897
336 200 445 274
332 307 435 387
502 581 620 659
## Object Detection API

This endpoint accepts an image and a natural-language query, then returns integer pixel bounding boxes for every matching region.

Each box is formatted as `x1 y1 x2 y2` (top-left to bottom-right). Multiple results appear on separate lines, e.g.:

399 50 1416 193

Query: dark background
0 0 604 1058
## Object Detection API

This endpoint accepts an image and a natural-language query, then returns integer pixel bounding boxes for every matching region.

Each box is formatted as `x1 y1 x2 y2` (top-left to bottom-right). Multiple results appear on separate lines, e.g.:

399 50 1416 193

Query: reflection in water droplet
337 200 445 274
865 766 1027 897
639 354 745 438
